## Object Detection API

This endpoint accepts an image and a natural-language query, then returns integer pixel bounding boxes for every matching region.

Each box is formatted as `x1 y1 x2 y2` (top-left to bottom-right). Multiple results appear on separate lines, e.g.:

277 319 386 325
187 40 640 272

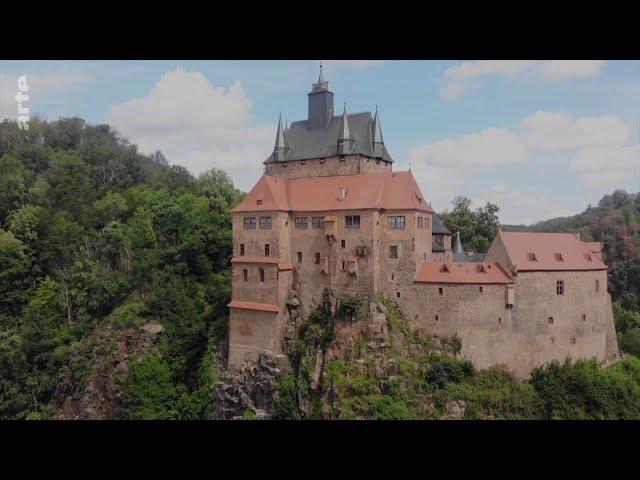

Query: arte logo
16 75 29 130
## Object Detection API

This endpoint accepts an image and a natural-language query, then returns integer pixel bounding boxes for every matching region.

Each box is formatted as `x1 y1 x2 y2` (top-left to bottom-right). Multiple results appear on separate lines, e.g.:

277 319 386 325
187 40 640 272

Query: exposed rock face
53 323 164 420
211 352 291 420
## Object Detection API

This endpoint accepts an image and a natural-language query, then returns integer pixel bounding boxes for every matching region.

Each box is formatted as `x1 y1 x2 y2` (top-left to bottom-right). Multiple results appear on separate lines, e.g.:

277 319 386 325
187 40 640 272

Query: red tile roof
415 261 514 284
231 257 280 264
232 171 433 213
227 300 279 313
497 231 607 271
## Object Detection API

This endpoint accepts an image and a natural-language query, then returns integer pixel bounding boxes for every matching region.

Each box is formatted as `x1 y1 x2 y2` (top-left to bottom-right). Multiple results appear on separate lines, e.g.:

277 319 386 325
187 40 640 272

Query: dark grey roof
264 111 394 164
453 252 486 263
432 214 451 235
432 237 445 252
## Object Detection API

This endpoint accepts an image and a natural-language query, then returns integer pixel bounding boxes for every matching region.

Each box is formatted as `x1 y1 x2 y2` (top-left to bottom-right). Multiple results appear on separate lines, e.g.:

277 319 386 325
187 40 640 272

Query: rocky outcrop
53 322 164 420
211 352 291 420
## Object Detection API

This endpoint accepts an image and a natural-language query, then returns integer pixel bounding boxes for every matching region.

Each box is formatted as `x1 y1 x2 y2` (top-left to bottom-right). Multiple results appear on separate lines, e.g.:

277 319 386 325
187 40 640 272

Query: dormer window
301 160 306 165
257 199 263 206
477 264 487 273
554 253 564 262
320 159 325 164
527 252 537 261
440 264 449 273
283 162 287 168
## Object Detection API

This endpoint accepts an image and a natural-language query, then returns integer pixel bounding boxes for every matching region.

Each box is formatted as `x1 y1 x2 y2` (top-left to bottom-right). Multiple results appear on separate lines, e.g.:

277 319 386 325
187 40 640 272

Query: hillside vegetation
0 117 241 419
1 116 639 420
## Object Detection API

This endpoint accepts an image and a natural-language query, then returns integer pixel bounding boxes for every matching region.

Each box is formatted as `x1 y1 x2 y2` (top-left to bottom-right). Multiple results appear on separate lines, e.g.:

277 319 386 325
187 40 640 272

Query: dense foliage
439 196 500 253
0 117 241 419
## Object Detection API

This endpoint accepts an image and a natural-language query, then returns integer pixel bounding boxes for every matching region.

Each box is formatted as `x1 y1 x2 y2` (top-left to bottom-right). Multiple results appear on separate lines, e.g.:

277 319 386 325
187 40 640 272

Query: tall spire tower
372 105 385 156
308 62 334 129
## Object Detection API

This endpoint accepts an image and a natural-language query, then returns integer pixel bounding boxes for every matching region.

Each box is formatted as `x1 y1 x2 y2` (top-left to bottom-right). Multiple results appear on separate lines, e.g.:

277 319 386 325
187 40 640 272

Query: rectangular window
389 245 398 258
341 260 346 271
426 217 430 229
345 215 360 229
242 269 248 282
240 244 245 256
439 287 443 296
259 216 272 229
387 215 406 229
582 314 586 321
556 280 564 295
314 252 320 264
396 291 400 298
418 217 423 229
243 217 256 229
341 240 346 249
479 286 483 293
297 252 302 264
312 216 324 229
548 317 554 324
595 279 600 293
259 268 264 282
295 217 308 229
264 244 270 257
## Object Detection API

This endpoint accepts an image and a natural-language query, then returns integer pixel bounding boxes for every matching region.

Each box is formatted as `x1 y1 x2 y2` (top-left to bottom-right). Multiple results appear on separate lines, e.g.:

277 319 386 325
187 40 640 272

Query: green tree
121 355 178 420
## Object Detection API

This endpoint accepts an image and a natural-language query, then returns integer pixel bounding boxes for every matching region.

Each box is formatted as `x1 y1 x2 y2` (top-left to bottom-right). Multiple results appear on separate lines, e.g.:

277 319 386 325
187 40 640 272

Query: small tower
273 113 289 162
337 103 354 155
372 106 385 157
308 62 334 129
453 231 464 254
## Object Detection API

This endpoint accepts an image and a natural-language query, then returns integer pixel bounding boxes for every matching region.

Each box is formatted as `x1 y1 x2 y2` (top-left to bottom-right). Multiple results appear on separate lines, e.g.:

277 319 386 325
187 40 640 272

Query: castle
227 67 620 378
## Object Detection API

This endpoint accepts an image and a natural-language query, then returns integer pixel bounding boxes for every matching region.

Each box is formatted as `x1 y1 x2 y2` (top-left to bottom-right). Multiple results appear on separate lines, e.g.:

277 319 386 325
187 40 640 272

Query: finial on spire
319 61 324 83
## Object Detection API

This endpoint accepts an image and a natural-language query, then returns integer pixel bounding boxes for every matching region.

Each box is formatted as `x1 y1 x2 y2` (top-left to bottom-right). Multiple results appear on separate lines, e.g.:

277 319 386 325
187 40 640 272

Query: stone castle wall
264 154 391 179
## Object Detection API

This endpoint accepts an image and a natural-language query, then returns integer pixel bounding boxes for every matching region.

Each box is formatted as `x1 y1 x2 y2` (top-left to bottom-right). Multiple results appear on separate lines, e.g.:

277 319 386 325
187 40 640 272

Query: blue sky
1 60 638 224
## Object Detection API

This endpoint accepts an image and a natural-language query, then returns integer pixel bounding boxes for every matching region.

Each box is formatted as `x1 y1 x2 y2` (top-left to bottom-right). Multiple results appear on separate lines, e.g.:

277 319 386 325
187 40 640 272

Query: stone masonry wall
264 154 391 179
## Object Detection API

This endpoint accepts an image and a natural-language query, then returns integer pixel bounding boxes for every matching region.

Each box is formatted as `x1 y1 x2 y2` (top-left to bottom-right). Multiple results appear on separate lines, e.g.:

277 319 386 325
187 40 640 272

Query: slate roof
231 171 433 214
432 213 451 235
415 261 513 285
264 111 394 164
453 252 486 263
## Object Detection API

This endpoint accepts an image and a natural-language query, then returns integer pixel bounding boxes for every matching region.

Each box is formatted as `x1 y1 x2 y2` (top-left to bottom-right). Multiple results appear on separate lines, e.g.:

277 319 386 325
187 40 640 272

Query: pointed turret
337 103 353 155
453 231 464 254
273 113 289 161
372 106 385 157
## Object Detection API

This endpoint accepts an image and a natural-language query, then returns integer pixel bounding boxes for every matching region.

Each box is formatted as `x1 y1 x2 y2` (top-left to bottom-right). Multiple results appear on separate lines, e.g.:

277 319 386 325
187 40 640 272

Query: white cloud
0 71 90 120
411 127 529 167
534 60 605 80
105 67 273 190
520 111 632 150
478 185 576 225
409 110 635 222
441 60 604 100
444 60 535 82
570 146 638 189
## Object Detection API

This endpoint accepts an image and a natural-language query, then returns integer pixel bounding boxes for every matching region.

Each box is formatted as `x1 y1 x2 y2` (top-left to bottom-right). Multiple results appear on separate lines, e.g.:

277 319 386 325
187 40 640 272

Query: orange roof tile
278 262 293 271
497 231 607 271
584 241 603 254
227 300 279 313
231 257 280 264
232 171 433 213
415 261 514 284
